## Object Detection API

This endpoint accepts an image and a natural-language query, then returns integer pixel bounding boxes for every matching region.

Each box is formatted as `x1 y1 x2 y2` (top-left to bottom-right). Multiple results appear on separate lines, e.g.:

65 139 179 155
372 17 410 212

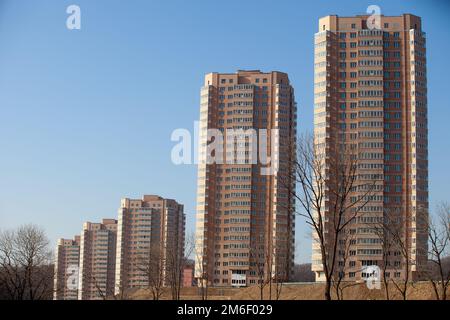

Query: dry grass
128 282 446 300
232 282 441 300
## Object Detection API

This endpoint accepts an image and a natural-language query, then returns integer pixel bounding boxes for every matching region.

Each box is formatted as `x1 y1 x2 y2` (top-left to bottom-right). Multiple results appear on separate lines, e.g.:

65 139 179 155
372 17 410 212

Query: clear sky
0 0 449 263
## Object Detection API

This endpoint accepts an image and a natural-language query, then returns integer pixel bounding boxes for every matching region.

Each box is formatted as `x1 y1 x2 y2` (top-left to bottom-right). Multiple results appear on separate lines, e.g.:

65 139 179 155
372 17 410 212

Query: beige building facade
313 14 428 281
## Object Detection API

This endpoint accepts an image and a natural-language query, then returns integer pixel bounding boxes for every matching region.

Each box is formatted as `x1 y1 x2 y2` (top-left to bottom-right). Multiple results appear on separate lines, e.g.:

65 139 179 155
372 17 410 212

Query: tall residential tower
53 236 80 300
313 14 428 281
195 70 297 287
78 219 117 300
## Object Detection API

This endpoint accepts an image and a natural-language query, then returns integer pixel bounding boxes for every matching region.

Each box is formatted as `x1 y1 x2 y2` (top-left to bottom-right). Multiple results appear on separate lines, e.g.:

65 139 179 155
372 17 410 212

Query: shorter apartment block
53 236 80 300
183 263 195 287
115 195 186 295
78 219 117 300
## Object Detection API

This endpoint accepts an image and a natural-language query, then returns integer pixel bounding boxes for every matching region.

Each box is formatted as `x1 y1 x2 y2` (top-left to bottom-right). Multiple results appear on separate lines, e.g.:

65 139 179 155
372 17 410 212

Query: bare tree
167 232 195 300
91 275 107 300
267 239 292 300
249 239 269 300
291 264 315 282
166 244 181 300
379 214 412 300
273 245 287 301
193 234 208 300
371 216 396 300
279 133 378 300
426 202 450 300
136 244 165 300
0 224 53 300
113 280 129 300
88 273 117 300
250 240 286 300
332 230 357 300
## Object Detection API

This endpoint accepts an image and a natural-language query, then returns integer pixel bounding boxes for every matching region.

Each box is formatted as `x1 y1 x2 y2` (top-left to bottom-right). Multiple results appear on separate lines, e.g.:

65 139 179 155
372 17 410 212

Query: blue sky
0 0 449 263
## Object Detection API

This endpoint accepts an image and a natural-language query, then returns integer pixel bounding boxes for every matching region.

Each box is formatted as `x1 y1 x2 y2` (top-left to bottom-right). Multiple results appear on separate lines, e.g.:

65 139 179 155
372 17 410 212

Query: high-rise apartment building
53 236 81 300
313 14 428 281
78 219 117 300
195 70 297 287
114 195 185 295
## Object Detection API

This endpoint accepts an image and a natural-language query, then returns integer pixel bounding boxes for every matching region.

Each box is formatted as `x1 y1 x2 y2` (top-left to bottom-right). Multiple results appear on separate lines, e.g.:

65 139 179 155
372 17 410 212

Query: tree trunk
325 279 332 300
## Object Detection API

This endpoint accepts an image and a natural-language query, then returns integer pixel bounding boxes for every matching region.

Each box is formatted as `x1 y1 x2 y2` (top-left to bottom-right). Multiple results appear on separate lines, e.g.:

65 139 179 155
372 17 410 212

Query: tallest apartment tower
195 70 297 287
313 14 428 281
